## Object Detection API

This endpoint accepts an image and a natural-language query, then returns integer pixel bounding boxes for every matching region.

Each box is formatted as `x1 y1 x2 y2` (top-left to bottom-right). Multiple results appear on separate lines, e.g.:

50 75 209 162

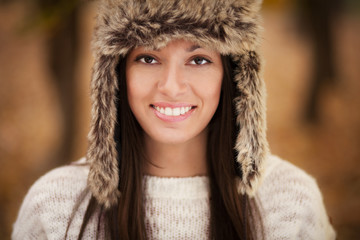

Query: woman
12 0 336 239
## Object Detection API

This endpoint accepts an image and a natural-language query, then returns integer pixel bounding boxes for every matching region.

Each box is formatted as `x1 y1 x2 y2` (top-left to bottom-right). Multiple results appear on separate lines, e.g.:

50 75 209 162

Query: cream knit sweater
12 155 336 239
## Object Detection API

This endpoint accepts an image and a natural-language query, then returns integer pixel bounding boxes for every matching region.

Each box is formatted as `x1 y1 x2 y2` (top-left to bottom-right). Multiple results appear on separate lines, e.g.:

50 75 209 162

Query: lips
150 103 196 122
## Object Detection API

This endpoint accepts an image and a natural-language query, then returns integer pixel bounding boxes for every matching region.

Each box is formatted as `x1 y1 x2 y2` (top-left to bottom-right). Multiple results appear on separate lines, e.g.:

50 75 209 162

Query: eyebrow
186 45 201 52
151 44 201 52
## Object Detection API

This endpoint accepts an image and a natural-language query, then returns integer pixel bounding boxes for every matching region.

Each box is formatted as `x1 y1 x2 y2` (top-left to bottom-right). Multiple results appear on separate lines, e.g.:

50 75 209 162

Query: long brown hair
76 55 254 239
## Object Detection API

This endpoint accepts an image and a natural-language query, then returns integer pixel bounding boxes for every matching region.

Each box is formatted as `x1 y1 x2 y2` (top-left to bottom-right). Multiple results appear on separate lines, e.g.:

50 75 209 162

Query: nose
157 63 187 98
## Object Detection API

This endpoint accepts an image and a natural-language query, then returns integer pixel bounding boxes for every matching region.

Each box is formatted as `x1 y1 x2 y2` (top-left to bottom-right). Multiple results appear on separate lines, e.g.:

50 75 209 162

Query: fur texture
87 0 269 208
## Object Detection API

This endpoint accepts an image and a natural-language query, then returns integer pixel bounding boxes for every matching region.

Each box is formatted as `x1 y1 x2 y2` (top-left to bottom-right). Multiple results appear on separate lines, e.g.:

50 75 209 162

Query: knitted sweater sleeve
253 155 336 240
11 159 98 240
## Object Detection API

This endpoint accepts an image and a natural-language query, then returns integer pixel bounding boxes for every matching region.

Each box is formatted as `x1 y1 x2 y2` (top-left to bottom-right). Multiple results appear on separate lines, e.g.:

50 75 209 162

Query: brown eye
144 56 154 63
190 57 210 65
137 56 158 64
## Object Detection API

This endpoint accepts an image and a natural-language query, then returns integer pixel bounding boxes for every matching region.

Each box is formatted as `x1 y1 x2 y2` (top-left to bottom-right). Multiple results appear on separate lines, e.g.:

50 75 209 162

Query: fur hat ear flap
233 50 269 196
87 54 121 209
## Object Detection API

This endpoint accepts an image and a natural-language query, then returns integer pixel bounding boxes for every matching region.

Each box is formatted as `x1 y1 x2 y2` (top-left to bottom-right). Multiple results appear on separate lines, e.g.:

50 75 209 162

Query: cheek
126 73 146 117
205 72 223 114
126 70 153 106
126 78 138 108
193 71 223 106
206 82 222 112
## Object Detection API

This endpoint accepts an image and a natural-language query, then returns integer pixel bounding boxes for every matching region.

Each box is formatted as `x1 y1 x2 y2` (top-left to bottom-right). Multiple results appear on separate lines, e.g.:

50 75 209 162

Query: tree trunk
39 0 80 165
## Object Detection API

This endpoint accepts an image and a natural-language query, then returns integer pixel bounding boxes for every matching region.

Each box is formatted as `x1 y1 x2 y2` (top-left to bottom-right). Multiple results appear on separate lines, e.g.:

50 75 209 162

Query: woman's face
126 39 223 145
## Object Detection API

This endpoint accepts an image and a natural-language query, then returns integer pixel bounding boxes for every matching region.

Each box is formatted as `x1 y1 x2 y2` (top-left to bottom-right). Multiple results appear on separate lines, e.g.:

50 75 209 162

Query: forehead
130 39 218 55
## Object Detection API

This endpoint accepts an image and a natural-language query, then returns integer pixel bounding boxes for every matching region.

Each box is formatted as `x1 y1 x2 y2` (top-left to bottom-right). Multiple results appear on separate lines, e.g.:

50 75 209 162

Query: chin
144 125 207 146
149 133 193 145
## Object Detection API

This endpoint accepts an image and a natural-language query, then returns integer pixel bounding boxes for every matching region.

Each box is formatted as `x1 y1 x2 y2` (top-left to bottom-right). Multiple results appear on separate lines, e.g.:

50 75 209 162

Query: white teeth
173 108 180 116
165 107 172 115
153 105 193 116
180 107 185 115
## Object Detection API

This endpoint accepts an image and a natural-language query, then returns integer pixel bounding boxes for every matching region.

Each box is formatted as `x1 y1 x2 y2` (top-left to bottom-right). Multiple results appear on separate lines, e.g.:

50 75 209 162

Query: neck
143 130 208 177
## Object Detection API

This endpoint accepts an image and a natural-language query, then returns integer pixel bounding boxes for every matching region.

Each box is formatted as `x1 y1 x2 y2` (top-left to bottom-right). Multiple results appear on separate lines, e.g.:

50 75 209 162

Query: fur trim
232 51 269 196
87 0 269 208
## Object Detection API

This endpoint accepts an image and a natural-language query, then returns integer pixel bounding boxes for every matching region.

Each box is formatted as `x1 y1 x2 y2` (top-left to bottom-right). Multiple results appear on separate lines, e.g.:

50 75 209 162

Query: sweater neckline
143 175 210 199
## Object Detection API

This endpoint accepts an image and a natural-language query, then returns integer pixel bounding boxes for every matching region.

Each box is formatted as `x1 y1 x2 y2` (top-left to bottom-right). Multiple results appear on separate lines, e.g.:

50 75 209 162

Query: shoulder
29 158 89 191
12 158 92 240
253 155 336 240
19 158 90 206
259 155 318 195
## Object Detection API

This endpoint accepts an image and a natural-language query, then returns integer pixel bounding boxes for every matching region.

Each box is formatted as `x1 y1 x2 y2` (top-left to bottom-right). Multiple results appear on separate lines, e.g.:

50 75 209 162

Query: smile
152 105 195 116
150 104 196 122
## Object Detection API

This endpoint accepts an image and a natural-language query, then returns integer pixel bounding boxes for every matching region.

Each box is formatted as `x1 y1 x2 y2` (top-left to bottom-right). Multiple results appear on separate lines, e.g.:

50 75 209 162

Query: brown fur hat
87 0 269 208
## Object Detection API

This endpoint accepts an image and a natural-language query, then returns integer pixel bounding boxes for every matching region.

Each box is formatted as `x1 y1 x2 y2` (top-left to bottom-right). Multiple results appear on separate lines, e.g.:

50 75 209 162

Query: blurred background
0 0 359 238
